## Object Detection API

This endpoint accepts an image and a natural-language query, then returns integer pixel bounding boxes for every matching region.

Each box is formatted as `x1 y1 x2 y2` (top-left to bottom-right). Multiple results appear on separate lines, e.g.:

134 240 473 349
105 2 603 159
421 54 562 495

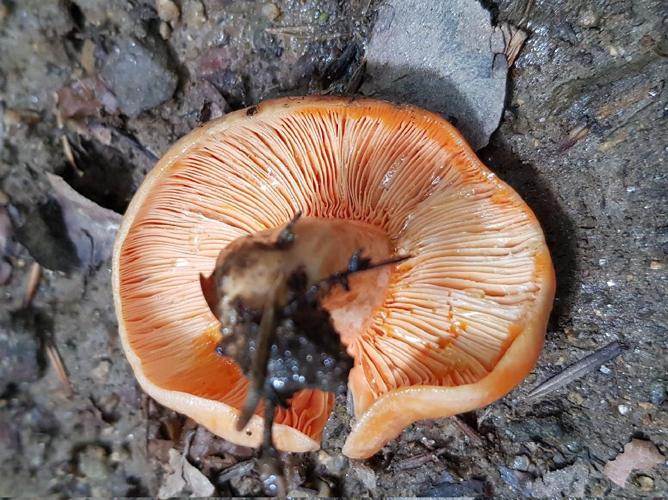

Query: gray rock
101 37 178 117
361 0 508 149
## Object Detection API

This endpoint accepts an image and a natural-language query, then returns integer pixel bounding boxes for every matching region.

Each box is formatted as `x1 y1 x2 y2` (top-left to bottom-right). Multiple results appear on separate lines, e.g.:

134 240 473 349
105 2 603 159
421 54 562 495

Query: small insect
200 213 409 493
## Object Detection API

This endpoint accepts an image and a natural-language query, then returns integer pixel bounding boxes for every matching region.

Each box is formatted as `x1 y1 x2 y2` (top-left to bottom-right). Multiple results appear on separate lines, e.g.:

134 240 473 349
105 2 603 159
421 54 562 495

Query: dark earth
0 0 666 497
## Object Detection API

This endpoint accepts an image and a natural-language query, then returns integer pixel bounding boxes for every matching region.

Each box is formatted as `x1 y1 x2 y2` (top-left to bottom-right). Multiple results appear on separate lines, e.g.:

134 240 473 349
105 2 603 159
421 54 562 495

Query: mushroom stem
258 398 287 496
236 279 280 431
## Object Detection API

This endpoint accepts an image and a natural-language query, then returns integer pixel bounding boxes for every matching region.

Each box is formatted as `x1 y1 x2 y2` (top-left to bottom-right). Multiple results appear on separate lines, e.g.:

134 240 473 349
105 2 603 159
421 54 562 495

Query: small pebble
159 21 172 40
617 404 630 415
599 365 611 374
91 359 111 382
156 0 180 25
261 3 280 21
568 391 584 405
649 383 665 406
512 455 530 471
110 447 130 463
635 474 654 491
650 260 664 270
577 7 600 28
184 0 207 29
78 445 111 480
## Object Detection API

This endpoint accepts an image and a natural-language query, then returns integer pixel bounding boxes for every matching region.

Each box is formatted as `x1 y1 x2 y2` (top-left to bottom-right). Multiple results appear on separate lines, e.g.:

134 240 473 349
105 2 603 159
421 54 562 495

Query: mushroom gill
113 96 555 459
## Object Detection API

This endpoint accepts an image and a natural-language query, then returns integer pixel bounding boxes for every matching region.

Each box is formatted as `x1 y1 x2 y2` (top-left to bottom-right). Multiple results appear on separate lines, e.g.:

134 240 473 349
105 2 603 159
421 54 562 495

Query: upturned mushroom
113 96 555 460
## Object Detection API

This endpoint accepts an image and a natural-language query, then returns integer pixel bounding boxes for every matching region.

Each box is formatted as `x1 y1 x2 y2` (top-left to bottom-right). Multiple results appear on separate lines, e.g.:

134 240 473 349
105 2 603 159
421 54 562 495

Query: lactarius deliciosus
112 97 555 460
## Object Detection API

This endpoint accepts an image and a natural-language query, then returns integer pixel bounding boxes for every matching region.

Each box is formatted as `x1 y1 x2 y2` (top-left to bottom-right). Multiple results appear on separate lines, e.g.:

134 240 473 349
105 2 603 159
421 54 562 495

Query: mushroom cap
113 96 555 458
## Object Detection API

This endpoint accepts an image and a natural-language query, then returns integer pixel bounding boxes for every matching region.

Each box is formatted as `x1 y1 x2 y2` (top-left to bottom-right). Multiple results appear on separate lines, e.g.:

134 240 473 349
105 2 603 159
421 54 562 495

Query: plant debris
526 341 625 401
45 341 73 398
158 448 216 498
22 262 41 307
603 439 664 488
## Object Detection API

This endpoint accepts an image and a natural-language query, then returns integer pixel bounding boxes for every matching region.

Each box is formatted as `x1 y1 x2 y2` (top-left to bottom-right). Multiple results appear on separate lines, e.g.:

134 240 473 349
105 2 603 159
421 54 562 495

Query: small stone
159 21 172 40
156 0 180 25
351 462 376 491
567 391 584 405
565 440 582 453
78 445 111 480
650 260 664 270
261 3 280 21
577 7 600 28
91 359 111 382
183 0 207 29
100 38 177 117
635 474 654 491
513 455 531 471
110 447 130 463
315 450 347 477
599 365 611 374
617 404 630 415
649 383 665 406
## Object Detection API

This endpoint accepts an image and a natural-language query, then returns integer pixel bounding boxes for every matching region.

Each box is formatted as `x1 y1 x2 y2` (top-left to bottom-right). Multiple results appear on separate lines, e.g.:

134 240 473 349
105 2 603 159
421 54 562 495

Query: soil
0 0 666 497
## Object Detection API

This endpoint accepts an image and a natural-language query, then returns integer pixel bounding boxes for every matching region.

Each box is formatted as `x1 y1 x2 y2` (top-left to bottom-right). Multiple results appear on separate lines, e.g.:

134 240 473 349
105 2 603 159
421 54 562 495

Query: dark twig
292 252 411 308
452 415 483 445
526 341 625 401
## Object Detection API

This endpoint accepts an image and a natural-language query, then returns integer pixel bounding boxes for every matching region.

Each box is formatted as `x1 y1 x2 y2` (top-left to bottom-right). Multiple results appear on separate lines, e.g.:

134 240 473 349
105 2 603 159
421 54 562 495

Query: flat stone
101 37 178 117
361 0 507 149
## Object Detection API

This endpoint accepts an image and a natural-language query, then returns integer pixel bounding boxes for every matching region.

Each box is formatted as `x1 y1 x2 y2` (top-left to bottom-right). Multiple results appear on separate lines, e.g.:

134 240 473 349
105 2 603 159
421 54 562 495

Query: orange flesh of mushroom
113 97 555 459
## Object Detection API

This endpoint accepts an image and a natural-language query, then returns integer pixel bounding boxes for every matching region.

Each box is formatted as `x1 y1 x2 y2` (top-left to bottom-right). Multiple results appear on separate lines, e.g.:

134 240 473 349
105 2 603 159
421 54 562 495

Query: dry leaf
603 439 664 487
158 448 215 498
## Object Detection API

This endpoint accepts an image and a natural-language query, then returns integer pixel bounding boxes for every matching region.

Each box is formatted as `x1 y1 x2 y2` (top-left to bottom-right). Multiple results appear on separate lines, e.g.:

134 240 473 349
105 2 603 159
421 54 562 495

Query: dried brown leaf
603 439 664 487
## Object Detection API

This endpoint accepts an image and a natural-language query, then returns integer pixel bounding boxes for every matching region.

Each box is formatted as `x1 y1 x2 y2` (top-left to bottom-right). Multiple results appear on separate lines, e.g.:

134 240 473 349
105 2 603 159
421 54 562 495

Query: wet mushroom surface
113 97 555 460
1 0 666 497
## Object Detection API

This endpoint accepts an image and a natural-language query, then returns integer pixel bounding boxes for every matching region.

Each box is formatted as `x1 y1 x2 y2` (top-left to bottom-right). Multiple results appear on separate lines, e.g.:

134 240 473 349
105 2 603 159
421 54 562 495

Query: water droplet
381 169 397 189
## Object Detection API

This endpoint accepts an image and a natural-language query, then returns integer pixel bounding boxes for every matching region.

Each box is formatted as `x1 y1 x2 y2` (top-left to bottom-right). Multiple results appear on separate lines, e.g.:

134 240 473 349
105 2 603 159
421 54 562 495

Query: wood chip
266 26 345 41
218 459 255 483
46 341 74 398
526 342 625 401
500 22 528 67
394 447 447 470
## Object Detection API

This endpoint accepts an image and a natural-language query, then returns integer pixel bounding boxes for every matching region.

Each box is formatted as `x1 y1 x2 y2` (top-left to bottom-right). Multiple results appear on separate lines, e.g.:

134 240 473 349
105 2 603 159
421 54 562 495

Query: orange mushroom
112 96 555 460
